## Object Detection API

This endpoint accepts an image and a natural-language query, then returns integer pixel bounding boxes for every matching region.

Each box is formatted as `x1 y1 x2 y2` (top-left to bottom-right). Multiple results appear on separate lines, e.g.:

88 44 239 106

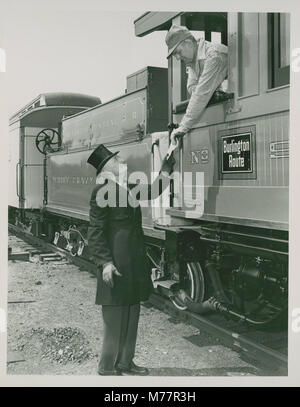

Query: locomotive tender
9 12 289 327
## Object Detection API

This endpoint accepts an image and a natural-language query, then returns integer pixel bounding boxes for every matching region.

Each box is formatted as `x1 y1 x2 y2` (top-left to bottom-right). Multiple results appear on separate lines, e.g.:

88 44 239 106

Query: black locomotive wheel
171 261 205 311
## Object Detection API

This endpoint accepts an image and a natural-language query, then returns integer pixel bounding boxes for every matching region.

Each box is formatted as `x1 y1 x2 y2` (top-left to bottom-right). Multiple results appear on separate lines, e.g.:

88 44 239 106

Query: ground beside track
7 236 283 376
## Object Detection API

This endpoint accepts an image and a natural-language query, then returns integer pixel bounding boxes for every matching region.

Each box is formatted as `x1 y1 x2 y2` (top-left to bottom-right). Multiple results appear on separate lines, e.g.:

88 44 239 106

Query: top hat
165 25 193 58
87 144 119 175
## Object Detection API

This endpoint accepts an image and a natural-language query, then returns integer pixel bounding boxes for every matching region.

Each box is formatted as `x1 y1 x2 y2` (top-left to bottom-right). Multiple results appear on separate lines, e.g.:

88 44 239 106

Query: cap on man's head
165 25 193 58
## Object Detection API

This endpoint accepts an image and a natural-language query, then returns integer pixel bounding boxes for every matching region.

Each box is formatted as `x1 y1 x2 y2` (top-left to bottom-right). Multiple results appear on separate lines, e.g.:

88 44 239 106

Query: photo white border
0 0 299 387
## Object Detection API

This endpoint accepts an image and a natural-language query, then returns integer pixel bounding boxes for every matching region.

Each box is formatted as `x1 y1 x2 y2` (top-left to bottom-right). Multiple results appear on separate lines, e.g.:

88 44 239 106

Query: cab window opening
175 13 228 105
268 13 290 88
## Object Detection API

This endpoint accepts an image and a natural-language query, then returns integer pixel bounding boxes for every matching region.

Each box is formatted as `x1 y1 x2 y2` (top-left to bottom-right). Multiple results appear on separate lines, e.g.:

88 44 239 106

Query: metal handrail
16 161 20 197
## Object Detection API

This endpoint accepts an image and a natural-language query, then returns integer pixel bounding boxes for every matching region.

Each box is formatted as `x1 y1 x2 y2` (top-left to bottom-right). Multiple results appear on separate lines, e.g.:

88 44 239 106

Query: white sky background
2 6 167 116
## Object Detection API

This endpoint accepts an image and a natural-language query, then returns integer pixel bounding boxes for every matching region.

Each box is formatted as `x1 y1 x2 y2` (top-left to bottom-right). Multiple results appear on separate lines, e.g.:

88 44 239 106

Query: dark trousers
98 303 140 374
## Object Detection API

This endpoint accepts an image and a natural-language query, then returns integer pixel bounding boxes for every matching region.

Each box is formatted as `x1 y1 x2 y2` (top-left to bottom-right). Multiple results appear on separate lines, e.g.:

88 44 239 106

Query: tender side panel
46 150 95 218
46 138 153 225
62 89 147 151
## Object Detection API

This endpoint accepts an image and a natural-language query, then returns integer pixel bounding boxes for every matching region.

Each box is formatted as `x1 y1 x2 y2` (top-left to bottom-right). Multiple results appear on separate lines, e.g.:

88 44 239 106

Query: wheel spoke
49 130 55 142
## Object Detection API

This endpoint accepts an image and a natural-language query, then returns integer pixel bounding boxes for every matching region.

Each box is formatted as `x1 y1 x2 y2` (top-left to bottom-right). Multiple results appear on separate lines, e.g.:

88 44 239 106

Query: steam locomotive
8 12 289 327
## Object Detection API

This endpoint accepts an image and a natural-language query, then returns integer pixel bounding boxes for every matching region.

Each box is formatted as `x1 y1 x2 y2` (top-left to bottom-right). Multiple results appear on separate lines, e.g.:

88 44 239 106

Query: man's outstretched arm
171 53 228 144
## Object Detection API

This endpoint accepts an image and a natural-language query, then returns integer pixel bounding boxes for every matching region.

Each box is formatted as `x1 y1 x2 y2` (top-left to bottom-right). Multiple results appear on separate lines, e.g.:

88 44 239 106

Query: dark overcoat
87 180 153 306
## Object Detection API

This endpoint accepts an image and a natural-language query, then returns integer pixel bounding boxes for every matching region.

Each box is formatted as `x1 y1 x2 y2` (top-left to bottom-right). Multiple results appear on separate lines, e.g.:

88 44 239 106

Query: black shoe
98 369 122 376
117 361 149 376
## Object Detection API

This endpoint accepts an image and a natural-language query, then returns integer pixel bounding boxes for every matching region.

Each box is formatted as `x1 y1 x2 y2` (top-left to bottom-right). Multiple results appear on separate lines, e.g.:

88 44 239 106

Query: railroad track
8 223 288 374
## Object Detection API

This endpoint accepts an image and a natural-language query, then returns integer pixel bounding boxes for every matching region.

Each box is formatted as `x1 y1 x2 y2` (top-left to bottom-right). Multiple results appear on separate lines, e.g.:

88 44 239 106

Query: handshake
159 130 185 176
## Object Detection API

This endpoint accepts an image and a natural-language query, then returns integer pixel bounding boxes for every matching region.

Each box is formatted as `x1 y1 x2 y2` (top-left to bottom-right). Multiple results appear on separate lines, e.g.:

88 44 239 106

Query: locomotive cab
135 12 289 326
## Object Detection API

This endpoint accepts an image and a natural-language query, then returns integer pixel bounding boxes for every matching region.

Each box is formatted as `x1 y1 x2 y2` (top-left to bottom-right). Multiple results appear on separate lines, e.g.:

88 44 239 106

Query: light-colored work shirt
177 39 228 134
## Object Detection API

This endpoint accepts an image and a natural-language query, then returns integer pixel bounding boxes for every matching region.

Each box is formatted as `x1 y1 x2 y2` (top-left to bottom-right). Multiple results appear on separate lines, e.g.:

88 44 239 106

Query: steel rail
8 223 288 373
149 293 287 372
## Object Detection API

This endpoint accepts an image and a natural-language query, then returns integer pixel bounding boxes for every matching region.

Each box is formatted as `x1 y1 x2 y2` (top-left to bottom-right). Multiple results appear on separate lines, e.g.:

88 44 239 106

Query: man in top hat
165 25 228 146
87 144 171 375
